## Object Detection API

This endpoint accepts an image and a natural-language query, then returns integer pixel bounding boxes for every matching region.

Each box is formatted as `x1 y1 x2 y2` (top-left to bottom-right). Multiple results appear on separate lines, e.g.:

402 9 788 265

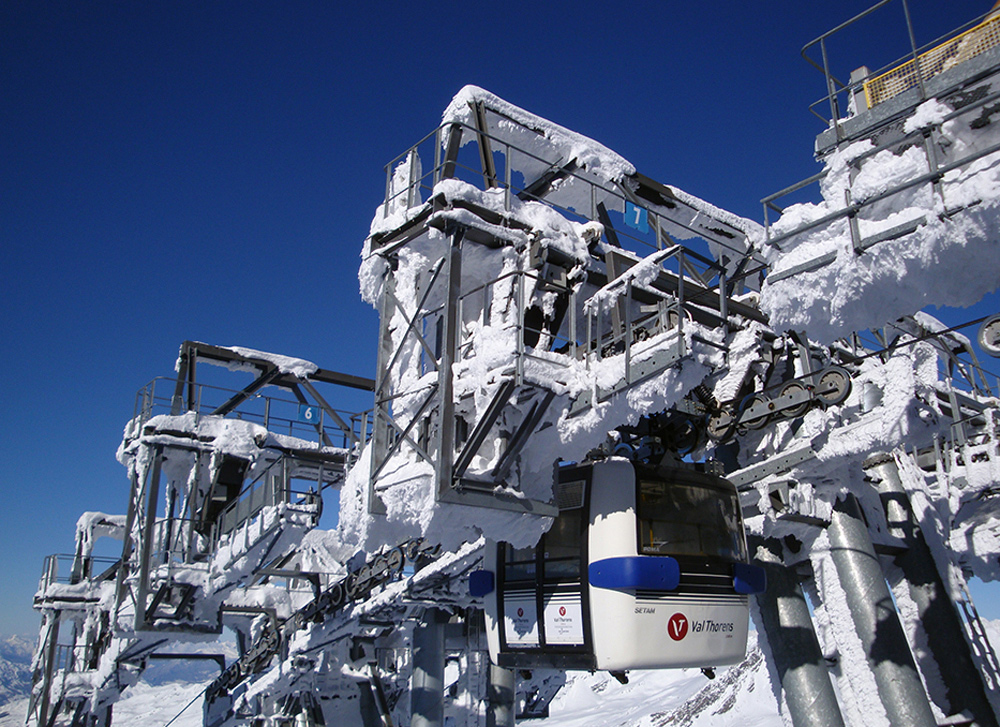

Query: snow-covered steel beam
178 340 375 392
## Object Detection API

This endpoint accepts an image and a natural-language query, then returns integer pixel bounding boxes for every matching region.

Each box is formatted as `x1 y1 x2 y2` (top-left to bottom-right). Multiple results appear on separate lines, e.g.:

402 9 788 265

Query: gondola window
637 476 746 562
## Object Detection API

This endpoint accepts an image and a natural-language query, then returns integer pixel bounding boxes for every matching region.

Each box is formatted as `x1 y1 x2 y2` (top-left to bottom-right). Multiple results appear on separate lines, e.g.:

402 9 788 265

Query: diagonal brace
452 379 517 481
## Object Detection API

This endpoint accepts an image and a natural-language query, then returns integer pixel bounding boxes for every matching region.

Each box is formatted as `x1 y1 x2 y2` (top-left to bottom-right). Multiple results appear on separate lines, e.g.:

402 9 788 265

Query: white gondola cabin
472 458 765 671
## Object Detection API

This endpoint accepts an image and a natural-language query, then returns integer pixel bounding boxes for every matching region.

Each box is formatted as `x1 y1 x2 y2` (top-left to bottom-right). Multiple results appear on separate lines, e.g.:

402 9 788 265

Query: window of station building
637 476 746 562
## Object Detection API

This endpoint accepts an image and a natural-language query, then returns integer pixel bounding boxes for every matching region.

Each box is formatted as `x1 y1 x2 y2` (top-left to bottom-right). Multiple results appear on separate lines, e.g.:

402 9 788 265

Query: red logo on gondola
668 613 689 641
559 606 567 616
517 608 524 617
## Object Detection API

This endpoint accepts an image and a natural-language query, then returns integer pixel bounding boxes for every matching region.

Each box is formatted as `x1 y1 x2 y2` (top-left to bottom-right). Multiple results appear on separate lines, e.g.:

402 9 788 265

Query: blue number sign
298 405 320 423
624 201 649 233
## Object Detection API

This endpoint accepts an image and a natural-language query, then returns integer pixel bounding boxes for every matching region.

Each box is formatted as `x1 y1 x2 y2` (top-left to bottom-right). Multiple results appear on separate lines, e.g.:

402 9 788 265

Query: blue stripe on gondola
589 556 681 591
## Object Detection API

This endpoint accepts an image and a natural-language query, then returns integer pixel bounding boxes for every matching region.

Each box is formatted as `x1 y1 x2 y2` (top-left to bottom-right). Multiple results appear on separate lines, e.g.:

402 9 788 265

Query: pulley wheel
369 554 389 581
739 394 771 430
979 314 1000 358
405 539 423 562
706 410 735 441
815 366 852 406
385 546 405 575
778 381 810 418
327 582 345 610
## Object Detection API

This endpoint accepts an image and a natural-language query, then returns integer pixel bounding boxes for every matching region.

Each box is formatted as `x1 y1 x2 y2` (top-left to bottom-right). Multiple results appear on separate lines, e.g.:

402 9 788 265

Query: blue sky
2 0 997 636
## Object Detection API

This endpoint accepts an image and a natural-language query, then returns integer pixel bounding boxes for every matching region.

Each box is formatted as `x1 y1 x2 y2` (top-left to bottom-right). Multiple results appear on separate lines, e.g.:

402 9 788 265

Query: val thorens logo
667 612 689 641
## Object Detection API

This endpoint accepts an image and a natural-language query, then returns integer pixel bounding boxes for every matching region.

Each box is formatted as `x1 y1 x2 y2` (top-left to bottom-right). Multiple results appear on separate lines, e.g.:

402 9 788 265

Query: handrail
210 453 325 541
799 1 996 130
132 376 372 449
761 80 1000 242
38 554 120 591
377 117 756 270
865 12 1000 108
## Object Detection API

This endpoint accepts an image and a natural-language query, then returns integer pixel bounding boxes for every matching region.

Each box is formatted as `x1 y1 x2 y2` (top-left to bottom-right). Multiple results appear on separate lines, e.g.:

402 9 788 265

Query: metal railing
449 245 725 383
583 245 702 379
377 118 754 275
38 554 120 592
211 455 324 541
149 517 207 568
453 268 578 375
865 12 1000 108
801 0 995 131
762 76 1000 246
132 376 371 449
53 644 94 673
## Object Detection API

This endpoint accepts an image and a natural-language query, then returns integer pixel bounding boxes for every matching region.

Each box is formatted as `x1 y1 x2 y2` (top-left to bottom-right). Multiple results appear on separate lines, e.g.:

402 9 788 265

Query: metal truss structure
25 2 1000 727
27 343 374 727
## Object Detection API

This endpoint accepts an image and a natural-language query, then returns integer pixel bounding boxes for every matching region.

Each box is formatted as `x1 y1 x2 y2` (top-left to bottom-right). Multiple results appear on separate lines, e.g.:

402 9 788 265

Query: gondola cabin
474 458 765 671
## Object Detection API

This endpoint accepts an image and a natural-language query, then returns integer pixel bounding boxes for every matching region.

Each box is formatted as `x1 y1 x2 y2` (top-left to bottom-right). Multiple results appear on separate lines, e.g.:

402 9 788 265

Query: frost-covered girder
172 340 375 448
29 342 374 727
371 86 764 285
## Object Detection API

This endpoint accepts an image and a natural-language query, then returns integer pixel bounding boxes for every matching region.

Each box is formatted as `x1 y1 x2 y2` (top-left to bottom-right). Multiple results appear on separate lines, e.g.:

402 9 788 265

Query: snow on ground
0 697 27 727
7 623 998 726
535 642 781 727
112 681 206 727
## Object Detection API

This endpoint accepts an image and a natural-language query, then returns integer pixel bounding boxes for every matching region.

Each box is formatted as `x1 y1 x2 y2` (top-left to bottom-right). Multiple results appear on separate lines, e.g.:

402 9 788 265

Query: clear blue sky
1 0 995 636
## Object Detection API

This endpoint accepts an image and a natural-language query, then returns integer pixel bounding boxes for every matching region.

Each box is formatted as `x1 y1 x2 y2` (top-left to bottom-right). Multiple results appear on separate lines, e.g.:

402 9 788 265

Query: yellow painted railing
864 13 1000 108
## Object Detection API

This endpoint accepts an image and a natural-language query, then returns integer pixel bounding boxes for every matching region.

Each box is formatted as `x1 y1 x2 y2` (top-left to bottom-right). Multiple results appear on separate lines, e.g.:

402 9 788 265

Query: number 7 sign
624 201 649 233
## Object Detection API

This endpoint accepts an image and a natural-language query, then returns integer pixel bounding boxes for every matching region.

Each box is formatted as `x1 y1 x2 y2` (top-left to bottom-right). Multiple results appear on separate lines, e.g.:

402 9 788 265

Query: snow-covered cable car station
26 3 1000 726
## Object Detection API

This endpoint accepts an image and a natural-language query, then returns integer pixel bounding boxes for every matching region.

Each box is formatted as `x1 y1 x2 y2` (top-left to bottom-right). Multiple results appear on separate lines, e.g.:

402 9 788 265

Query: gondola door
494 470 593 668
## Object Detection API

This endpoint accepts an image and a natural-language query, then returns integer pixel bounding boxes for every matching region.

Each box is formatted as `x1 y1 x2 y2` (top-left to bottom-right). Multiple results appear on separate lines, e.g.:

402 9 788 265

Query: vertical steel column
359 682 382 727
867 456 1000 727
369 266 398 515
34 612 60 727
411 609 447 727
486 664 515 727
135 445 164 629
751 538 845 727
114 468 142 615
828 493 936 727
97 704 113 727
435 229 463 500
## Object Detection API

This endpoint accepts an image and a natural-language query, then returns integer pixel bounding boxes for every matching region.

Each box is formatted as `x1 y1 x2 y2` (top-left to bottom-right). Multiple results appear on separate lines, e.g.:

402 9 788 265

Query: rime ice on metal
26 4 1000 727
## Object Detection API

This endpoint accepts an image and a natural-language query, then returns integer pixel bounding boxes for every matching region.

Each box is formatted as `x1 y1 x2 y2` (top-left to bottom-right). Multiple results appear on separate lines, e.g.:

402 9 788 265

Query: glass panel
542 509 582 581
504 543 537 582
637 477 745 561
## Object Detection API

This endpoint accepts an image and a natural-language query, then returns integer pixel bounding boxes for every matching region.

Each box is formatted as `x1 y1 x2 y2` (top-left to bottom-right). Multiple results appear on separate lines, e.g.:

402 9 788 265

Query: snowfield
11 622 1000 727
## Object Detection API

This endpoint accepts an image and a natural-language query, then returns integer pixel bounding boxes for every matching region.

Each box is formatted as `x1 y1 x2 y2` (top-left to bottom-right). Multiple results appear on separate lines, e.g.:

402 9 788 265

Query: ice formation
759 96 1000 342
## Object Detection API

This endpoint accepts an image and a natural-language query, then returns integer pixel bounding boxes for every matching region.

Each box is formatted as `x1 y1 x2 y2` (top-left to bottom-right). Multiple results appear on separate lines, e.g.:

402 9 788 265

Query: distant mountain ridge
0 635 33 708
